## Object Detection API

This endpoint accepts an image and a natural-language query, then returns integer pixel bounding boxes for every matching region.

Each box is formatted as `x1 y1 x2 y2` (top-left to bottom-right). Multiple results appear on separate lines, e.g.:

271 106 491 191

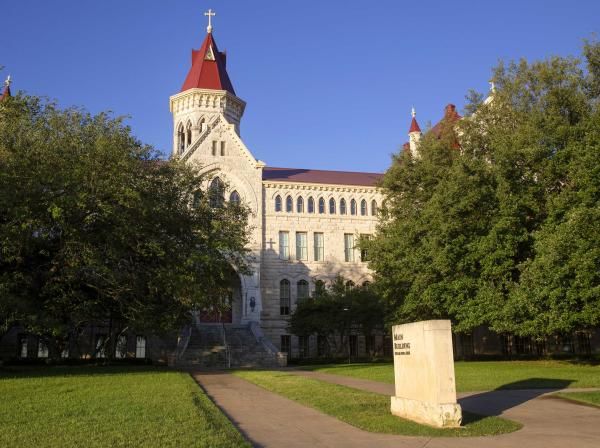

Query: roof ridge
264 166 383 175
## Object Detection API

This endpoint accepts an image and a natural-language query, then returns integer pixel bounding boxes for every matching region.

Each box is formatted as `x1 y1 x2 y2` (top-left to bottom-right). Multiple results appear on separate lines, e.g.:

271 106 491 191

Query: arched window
314 279 326 298
308 197 315 213
340 198 347 215
280 279 291 315
297 196 304 213
230 190 241 205
345 280 355 291
329 198 336 214
192 190 202 208
186 121 192 147
286 195 293 213
361 199 368 216
371 200 378 216
362 281 371 290
177 124 185 154
275 195 282 212
350 199 357 215
209 177 224 208
198 117 206 133
318 198 325 214
297 280 309 302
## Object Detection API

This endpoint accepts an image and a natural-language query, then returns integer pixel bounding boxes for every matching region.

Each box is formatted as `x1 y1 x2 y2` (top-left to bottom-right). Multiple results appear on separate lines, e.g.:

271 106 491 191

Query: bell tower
169 9 246 158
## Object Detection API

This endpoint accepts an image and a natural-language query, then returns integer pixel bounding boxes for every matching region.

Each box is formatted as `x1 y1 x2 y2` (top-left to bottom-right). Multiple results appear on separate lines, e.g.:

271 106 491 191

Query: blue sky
2 1 598 172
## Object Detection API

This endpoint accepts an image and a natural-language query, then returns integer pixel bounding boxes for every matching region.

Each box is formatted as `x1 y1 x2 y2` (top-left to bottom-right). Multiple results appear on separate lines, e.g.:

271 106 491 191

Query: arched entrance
199 267 243 324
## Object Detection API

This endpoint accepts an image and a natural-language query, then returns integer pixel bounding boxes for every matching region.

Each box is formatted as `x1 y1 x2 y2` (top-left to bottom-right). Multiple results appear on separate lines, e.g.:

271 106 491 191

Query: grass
300 360 600 392
234 370 521 437
555 391 600 408
0 366 250 448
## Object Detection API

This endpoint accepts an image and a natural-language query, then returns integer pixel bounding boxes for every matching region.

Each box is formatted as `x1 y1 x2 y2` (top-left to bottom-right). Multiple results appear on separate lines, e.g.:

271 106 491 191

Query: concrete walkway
191 370 600 448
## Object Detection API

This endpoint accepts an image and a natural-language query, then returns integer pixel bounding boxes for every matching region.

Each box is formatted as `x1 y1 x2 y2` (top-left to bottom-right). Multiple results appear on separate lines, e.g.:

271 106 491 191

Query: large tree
0 94 250 353
367 41 600 338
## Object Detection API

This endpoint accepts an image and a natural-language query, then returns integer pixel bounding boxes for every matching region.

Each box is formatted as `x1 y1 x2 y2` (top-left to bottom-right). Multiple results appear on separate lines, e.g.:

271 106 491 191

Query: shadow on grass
459 378 573 423
0 364 169 379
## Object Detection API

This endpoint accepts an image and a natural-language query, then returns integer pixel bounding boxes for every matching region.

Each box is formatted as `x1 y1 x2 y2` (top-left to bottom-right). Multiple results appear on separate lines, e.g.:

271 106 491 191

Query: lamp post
343 307 351 364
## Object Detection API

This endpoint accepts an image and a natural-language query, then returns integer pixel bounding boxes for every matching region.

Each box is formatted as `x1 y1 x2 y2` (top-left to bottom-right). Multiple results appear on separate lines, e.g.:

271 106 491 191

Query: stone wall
260 181 383 352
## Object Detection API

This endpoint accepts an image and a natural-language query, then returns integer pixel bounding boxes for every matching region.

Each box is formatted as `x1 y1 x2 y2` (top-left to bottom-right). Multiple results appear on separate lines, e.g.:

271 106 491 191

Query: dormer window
205 45 215 61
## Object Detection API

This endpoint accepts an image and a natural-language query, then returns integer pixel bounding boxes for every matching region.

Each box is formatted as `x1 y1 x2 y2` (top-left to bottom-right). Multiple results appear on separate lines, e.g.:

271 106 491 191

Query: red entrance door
199 307 232 323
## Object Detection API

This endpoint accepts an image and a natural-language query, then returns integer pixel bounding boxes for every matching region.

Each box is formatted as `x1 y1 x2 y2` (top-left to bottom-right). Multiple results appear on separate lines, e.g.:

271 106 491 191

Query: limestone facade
169 30 384 354
170 90 383 353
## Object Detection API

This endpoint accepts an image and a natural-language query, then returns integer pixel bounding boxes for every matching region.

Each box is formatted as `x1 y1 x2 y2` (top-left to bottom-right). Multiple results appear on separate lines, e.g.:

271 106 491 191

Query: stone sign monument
390 319 462 428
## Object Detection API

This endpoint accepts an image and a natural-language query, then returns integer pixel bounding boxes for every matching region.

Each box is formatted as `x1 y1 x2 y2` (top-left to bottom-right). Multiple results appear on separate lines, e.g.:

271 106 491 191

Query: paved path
191 370 600 448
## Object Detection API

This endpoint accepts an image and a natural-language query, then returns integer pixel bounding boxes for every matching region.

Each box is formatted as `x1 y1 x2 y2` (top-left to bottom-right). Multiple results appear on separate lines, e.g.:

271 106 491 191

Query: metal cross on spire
411 106 416 118
4 75 11 87
205 9 216 33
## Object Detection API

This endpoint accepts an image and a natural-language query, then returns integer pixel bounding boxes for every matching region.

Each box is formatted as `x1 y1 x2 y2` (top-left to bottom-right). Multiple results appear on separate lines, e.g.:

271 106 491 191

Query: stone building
2 16 598 364
169 20 385 359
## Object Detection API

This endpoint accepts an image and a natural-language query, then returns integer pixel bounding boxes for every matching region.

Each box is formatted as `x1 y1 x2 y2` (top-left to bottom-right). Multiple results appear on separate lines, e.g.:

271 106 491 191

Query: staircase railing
249 321 278 354
221 323 231 369
175 325 192 363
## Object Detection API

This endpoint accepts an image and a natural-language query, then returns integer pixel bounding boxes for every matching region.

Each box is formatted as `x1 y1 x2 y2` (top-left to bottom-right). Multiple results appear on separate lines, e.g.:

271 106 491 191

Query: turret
1 75 12 101
408 107 422 157
169 10 246 158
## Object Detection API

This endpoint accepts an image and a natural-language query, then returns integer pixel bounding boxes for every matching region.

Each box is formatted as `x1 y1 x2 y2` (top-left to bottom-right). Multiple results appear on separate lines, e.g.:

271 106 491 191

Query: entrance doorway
199 268 242 324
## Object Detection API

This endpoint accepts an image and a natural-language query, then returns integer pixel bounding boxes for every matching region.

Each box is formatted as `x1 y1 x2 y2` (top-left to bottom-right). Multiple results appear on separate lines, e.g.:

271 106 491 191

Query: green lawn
234 370 521 437
555 391 600 408
301 360 600 392
0 366 249 448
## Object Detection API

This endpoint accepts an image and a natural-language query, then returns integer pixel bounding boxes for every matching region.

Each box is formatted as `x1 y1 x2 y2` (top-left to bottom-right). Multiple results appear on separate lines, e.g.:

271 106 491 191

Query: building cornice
262 181 381 194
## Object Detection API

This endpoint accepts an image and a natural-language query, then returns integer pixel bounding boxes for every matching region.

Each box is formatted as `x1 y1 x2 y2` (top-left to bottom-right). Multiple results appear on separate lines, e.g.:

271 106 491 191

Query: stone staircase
176 323 285 369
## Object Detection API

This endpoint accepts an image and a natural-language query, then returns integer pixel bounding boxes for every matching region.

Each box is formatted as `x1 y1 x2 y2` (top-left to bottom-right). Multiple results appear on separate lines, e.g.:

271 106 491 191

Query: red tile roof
181 32 235 94
430 104 461 137
263 167 383 187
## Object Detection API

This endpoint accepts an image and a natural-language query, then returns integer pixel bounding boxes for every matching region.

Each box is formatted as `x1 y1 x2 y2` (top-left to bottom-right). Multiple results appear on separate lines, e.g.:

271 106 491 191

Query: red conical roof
181 32 235 94
409 116 421 133
1 76 11 101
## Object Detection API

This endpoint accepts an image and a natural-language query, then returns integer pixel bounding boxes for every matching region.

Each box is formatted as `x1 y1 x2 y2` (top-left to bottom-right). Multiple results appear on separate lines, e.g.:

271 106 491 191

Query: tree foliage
0 94 250 348
367 41 600 337
289 276 386 357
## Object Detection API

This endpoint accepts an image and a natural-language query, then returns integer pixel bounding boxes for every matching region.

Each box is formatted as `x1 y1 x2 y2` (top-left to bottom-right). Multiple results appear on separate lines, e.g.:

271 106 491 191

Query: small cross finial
411 106 416 118
489 80 496 93
5 75 11 87
205 9 216 33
